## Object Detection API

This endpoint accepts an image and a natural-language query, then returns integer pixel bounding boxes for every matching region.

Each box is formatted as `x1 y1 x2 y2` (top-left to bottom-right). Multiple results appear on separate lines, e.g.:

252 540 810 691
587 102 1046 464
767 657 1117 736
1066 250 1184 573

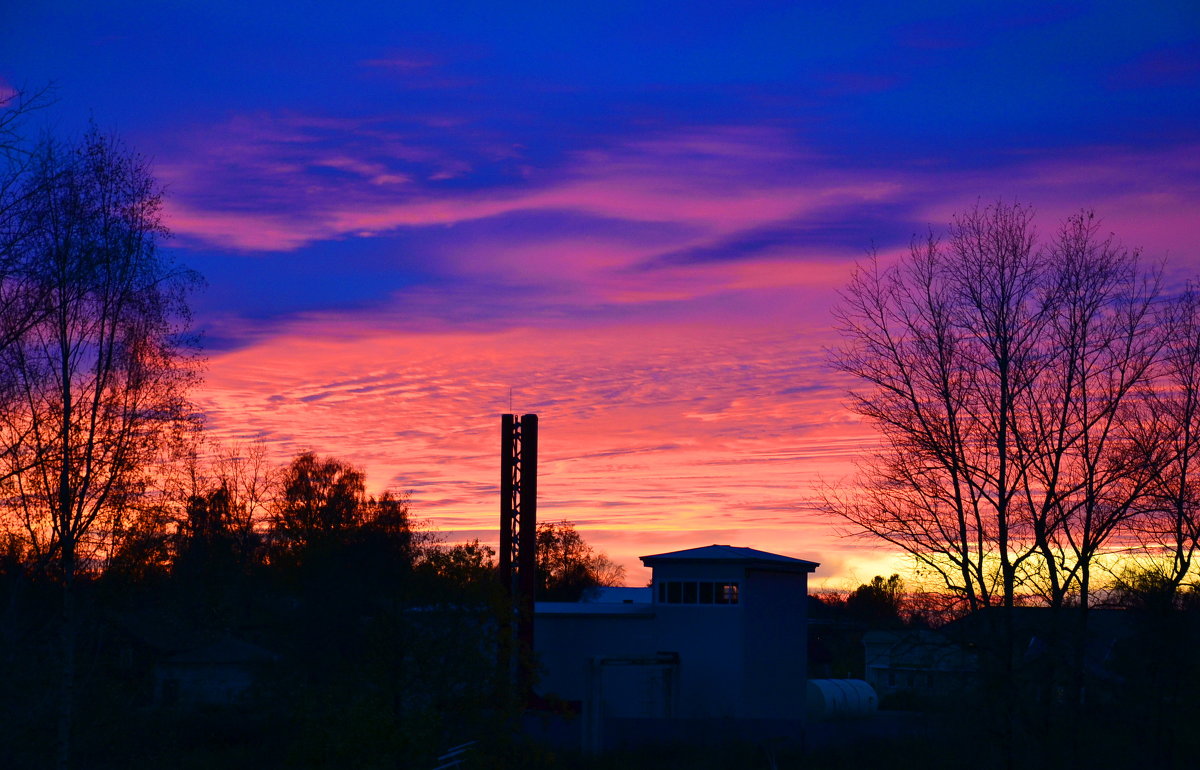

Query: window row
656 580 739 605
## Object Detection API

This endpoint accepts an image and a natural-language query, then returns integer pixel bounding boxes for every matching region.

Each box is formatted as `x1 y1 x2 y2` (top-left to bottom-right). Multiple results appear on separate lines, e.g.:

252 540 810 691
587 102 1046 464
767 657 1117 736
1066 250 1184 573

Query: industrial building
495 414 849 749
533 544 819 749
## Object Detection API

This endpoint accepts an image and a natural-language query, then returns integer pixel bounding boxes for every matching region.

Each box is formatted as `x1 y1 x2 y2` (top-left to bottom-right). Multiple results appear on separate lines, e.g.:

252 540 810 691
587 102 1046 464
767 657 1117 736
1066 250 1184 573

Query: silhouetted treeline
0 438 640 768
2 450 409 768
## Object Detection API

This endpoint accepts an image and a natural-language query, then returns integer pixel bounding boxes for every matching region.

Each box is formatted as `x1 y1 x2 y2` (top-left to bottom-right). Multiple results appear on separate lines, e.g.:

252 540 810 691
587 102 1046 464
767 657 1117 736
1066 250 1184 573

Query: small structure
863 608 1143 704
805 679 878 719
534 544 819 750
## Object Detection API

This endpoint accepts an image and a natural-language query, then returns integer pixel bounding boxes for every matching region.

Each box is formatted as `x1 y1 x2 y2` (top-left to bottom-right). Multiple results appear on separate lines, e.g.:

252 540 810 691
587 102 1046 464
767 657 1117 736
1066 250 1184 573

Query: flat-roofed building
533 544 818 748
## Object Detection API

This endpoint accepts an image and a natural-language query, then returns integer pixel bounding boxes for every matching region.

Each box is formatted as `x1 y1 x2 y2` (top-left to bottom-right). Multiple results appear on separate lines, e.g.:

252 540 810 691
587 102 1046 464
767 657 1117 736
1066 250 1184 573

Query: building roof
535 601 654 617
639 544 819 572
586 586 654 604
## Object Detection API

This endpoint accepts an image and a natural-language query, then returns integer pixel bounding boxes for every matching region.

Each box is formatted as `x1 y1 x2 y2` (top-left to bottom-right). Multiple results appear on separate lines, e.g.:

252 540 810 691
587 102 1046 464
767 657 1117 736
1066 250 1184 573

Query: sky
3 1 1199 586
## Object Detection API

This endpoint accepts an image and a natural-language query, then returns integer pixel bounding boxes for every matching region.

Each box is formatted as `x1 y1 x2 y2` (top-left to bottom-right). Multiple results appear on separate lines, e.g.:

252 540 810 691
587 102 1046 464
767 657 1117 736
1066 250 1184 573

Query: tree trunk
57 541 74 770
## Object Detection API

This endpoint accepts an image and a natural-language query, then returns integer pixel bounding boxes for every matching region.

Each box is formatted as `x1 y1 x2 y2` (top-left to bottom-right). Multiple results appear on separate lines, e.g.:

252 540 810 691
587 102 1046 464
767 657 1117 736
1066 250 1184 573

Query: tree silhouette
271 452 366 554
828 203 1165 615
0 128 198 769
1133 284 1200 596
535 520 624 601
827 202 1176 761
845 574 906 627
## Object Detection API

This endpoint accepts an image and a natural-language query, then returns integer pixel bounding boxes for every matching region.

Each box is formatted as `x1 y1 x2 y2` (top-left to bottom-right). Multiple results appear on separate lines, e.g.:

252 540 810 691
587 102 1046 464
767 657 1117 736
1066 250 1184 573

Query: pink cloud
163 201 328 252
1110 46 1200 88
357 49 482 89
906 143 1200 282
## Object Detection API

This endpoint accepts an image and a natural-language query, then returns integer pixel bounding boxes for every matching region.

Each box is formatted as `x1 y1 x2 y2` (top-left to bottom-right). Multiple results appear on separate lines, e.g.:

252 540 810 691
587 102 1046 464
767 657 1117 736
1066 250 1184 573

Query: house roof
535 601 654 617
640 544 819 572
586 586 653 604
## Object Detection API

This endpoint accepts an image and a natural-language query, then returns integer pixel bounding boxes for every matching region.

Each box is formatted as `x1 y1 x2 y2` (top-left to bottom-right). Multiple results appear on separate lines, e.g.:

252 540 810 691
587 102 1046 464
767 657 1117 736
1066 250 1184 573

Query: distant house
533 544 818 750
155 636 278 707
863 607 1143 703
862 629 977 698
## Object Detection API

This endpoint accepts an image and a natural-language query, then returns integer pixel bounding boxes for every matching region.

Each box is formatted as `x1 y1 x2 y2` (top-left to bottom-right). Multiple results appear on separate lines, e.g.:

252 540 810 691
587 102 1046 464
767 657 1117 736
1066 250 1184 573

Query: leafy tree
271 451 366 553
419 539 498 600
535 520 624 601
360 490 413 549
103 503 174 584
184 485 236 547
845 574 906 627
170 485 251 586
0 128 198 769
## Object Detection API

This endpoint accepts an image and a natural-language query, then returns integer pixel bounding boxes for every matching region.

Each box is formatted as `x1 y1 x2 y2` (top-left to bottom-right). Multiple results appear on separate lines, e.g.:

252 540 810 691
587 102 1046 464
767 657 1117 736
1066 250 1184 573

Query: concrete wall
651 561 752 718
653 602 745 718
535 611 656 713
742 569 808 719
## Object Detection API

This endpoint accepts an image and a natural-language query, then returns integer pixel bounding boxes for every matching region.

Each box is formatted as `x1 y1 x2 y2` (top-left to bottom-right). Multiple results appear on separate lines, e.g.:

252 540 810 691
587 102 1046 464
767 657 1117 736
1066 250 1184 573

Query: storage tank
806 679 878 719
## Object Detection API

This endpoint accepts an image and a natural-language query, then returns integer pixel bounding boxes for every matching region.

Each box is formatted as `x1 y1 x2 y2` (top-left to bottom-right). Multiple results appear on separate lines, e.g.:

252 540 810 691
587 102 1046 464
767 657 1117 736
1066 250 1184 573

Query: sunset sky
4 2 1199 586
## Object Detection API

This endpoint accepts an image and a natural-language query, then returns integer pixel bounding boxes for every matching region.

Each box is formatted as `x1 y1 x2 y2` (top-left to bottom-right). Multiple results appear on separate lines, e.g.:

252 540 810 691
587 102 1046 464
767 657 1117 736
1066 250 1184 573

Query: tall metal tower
499 413 537 695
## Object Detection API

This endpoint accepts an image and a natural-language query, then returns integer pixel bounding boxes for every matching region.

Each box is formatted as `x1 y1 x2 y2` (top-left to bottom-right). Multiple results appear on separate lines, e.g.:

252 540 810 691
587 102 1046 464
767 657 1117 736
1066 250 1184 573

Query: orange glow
196 314 891 587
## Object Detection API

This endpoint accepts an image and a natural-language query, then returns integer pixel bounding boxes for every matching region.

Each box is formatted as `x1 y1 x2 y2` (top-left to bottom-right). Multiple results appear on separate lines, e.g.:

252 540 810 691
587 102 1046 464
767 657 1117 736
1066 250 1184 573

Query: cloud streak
194 315 875 583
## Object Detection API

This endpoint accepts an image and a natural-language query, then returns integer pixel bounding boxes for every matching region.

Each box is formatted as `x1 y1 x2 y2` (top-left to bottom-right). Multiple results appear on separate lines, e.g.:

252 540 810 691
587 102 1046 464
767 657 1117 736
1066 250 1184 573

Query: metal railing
431 740 477 770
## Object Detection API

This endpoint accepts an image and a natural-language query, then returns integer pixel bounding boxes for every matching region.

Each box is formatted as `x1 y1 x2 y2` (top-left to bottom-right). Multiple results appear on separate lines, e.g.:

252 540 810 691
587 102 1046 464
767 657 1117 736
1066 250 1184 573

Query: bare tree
0 129 199 769
172 439 278 561
209 441 278 542
828 204 1048 615
0 85 54 160
1017 211 1163 612
0 86 57 392
1130 284 1200 595
826 203 1169 756
828 202 1163 614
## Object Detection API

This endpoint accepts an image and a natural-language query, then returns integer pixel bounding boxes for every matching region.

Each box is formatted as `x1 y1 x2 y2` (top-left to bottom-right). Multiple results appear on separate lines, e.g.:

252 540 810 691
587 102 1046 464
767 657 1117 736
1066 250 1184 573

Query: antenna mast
499 412 538 697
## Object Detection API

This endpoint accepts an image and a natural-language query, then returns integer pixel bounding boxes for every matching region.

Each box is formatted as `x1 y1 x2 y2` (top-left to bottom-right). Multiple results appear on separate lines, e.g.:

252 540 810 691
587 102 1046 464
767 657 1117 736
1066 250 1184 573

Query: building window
656 580 739 605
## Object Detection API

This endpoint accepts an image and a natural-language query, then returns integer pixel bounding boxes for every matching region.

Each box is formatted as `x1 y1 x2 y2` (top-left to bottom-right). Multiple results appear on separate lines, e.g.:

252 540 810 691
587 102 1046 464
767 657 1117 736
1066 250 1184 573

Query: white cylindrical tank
806 679 878 719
